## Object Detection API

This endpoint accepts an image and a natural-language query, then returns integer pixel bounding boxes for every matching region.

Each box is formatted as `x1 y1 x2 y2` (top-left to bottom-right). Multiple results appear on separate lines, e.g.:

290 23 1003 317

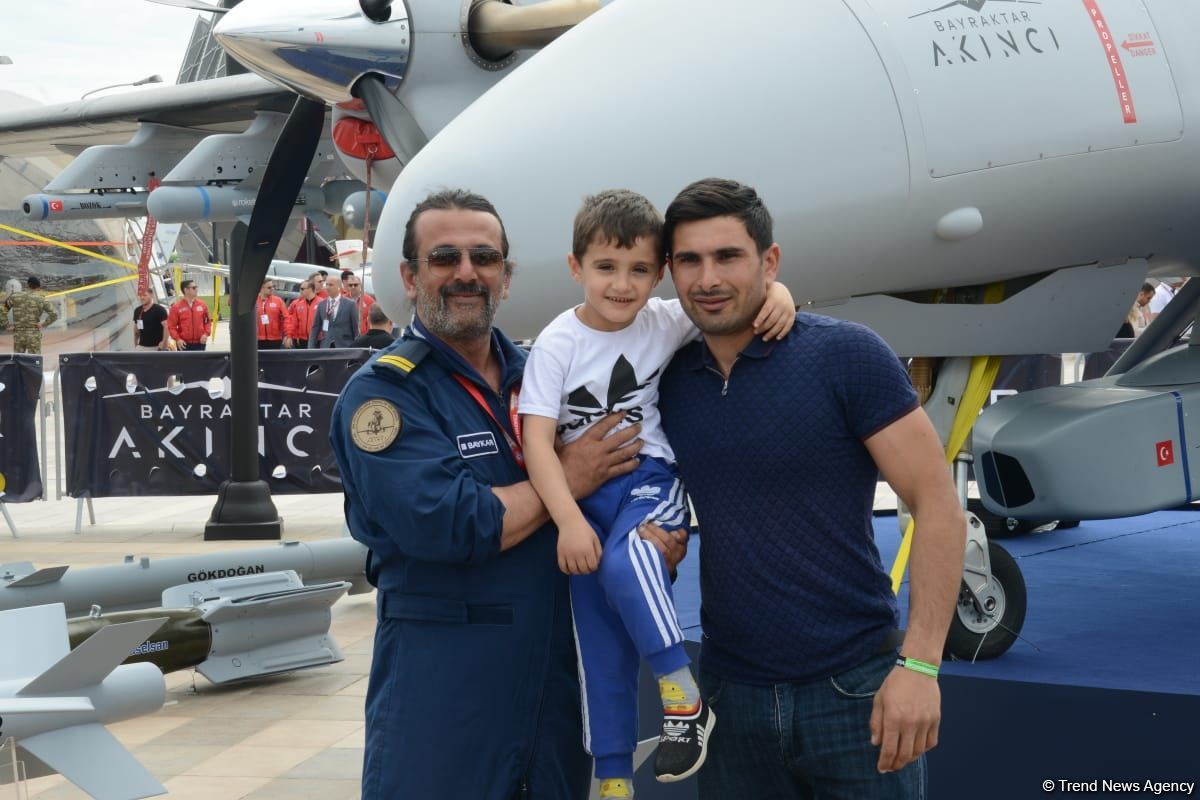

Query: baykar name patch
351 399 402 452
457 431 499 459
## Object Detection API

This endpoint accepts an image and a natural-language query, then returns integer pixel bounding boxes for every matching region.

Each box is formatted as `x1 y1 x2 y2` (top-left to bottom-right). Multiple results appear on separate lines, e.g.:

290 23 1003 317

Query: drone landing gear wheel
945 540 1026 660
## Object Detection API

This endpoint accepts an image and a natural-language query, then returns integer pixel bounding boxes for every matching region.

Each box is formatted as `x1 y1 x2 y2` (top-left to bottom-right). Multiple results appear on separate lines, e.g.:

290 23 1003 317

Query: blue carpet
675 510 1200 696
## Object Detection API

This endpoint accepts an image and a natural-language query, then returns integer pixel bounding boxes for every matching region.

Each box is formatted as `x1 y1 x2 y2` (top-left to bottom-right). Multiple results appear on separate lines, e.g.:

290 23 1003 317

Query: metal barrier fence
2 343 1138 536
0 354 46 537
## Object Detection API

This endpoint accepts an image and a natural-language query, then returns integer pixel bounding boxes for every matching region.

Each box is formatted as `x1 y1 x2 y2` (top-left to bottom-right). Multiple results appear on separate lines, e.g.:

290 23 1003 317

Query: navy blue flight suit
330 321 590 800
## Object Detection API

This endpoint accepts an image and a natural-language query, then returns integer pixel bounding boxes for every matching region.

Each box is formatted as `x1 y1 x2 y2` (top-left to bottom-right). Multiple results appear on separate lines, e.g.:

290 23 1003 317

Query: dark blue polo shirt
659 313 919 684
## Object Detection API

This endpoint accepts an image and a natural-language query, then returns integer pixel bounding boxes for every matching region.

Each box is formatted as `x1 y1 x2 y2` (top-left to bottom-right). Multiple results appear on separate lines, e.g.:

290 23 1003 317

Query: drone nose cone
214 0 411 104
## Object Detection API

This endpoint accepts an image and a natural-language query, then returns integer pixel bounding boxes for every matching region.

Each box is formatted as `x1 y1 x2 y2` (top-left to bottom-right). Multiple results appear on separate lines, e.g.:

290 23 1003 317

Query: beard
684 284 766 336
415 280 499 342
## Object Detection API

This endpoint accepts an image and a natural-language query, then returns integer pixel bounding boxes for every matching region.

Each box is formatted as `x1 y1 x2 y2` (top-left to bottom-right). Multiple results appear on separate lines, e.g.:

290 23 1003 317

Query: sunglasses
417 246 505 270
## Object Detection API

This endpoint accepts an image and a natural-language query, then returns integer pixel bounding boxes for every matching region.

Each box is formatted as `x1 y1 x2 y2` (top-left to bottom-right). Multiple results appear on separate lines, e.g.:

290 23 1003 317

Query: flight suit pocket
380 592 513 625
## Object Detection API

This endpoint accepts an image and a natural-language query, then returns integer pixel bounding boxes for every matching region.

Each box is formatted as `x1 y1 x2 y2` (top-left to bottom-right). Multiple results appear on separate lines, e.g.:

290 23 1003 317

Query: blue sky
0 1 197 105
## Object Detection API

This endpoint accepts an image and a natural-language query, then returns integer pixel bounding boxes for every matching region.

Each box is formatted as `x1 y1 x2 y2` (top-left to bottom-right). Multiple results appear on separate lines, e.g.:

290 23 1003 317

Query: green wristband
896 656 939 679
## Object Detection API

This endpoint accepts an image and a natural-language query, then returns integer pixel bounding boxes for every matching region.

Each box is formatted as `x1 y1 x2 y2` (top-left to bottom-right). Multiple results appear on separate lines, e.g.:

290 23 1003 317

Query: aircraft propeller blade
360 0 393 23
235 96 326 298
352 75 428 168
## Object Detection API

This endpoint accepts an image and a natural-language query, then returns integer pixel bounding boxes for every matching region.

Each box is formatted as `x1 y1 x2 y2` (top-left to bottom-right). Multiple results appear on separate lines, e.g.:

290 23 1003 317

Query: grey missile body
146 184 315 223
146 179 363 223
22 192 149 221
0 538 370 617
67 570 349 684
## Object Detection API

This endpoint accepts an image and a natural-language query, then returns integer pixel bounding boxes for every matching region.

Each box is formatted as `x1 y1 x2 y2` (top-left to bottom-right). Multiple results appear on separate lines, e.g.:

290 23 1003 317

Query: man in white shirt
1148 278 1186 321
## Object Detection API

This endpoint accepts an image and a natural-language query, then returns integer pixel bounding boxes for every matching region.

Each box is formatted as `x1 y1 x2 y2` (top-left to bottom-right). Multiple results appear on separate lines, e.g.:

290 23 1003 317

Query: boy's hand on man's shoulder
754 280 796 341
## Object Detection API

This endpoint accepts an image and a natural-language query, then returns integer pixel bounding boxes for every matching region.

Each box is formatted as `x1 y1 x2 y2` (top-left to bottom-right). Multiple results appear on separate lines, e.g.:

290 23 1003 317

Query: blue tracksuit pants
573 456 692 779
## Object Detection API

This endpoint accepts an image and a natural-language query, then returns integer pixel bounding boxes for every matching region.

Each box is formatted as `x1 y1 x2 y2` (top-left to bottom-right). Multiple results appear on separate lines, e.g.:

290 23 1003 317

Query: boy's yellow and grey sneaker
653 700 715 783
599 778 633 798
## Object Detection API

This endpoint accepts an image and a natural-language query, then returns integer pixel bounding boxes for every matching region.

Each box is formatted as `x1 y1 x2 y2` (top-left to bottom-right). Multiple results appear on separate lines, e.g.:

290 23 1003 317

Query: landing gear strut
943 454 1027 660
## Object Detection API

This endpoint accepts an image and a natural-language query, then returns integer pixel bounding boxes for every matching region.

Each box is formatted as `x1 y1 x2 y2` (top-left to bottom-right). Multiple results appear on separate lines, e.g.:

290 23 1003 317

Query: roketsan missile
0 538 370 617
0 603 168 799
66 569 349 684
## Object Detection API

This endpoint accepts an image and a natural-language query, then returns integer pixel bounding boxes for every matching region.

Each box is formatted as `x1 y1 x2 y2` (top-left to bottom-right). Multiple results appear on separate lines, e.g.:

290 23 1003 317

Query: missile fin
0 696 93 714
6 566 69 588
18 617 167 696
20 723 166 800
199 579 349 623
0 604 70 678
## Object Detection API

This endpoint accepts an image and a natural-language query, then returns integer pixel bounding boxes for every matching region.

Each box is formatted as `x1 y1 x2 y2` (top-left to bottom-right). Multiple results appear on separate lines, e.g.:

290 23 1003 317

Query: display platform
626 510 1200 798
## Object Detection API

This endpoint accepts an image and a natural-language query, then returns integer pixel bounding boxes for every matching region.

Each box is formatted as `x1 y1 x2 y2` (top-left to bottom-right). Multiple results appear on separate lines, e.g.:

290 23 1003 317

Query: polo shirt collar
685 333 780 371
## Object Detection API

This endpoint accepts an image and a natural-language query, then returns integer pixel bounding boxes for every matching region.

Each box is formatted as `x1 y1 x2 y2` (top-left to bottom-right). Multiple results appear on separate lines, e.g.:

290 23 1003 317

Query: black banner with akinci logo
60 350 369 497
0 354 43 503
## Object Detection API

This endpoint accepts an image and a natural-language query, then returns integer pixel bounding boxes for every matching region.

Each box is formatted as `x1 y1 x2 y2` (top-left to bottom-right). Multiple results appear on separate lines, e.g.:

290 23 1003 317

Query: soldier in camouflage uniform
3 276 58 355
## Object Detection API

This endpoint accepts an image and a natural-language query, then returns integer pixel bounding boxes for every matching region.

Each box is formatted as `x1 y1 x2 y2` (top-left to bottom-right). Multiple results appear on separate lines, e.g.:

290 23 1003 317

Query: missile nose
214 0 410 104
22 195 49 221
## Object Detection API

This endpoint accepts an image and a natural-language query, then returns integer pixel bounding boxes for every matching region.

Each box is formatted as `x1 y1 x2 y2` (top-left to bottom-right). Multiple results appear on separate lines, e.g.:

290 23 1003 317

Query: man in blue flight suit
330 189 688 799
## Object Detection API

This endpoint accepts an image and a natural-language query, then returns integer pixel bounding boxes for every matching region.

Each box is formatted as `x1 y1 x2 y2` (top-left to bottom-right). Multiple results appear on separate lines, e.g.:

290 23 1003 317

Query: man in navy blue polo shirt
658 178 965 799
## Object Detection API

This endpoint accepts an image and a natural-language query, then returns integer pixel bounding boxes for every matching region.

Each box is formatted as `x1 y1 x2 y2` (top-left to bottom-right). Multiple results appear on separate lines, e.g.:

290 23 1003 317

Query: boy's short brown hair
572 189 663 261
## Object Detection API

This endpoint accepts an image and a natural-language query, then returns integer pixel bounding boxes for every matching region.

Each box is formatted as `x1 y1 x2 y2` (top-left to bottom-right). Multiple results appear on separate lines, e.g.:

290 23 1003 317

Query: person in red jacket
286 280 320 349
256 279 288 349
167 280 212 351
344 273 376 335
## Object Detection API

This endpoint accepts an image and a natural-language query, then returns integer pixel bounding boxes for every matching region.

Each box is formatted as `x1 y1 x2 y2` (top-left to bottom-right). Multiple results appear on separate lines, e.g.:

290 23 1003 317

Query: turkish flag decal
1156 440 1175 467
49 199 64 212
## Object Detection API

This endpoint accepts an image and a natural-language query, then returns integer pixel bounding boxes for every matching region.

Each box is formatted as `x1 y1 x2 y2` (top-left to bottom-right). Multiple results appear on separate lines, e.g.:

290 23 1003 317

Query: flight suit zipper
517 585 555 798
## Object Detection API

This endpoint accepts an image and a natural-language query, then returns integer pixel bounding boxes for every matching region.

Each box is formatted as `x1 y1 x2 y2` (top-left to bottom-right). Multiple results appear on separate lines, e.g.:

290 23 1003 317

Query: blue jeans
698 651 927 800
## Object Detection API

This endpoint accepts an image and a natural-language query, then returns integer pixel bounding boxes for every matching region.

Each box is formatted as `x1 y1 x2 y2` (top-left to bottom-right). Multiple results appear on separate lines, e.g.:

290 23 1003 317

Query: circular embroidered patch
350 399 402 452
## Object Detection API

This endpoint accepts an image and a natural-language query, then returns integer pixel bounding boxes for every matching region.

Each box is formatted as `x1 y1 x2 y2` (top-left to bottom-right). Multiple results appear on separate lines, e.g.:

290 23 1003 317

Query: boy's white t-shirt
519 297 700 462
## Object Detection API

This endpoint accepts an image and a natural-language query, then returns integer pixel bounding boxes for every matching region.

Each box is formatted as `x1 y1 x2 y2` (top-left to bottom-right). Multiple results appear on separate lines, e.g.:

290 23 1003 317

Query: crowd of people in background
117 267 394 353
4 270 1184 355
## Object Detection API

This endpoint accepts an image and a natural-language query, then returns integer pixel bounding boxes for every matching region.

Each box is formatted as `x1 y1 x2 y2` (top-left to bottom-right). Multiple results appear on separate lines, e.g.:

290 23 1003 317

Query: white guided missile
67 570 350 685
0 538 370 617
22 192 148 221
146 179 364 224
0 604 167 799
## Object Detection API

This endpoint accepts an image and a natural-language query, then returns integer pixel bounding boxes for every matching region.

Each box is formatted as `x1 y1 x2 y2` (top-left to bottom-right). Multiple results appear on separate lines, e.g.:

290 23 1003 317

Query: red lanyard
453 374 524 469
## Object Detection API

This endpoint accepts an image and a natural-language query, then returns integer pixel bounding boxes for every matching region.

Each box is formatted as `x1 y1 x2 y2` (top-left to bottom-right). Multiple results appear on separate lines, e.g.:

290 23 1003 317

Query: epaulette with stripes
372 339 431 380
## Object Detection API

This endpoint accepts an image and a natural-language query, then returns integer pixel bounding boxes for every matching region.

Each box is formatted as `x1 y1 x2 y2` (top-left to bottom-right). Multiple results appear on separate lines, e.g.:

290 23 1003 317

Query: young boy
521 190 795 797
